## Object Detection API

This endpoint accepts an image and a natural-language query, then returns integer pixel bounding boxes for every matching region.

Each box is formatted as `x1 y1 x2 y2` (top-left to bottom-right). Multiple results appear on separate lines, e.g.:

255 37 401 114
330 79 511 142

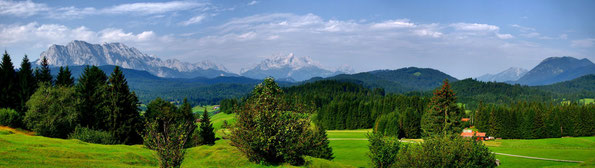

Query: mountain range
476 56 594 86
240 53 351 81
514 56 595 86
37 40 234 78
476 67 528 82
38 41 593 87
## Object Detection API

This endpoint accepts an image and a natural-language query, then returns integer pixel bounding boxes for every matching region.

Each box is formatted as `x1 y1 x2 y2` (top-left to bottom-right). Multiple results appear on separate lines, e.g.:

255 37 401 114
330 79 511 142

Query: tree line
473 101 595 139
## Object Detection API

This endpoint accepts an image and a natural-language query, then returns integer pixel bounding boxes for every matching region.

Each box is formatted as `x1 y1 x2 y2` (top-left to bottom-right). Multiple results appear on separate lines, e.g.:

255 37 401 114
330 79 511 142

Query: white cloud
0 0 49 17
511 24 535 32
102 1 206 15
0 0 210 19
0 22 172 58
413 29 443 38
371 19 415 29
1 14 586 78
248 1 259 6
181 15 207 26
496 33 514 39
451 23 499 31
571 38 595 48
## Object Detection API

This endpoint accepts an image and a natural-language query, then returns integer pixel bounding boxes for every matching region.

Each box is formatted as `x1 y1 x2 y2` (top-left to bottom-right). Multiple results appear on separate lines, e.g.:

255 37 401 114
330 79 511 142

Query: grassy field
327 129 371 168
579 98 594 104
485 137 595 168
192 105 220 115
0 126 351 168
3 112 594 168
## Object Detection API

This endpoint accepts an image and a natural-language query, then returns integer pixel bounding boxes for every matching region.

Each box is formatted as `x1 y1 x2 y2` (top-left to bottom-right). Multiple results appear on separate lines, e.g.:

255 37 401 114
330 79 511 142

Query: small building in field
213 105 220 110
460 129 487 141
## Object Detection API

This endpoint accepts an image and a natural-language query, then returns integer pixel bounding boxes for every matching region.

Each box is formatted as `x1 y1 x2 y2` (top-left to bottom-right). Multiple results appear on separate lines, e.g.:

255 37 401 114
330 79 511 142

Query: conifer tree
421 79 463 137
56 66 74 87
0 51 17 109
306 126 334 160
34 56 52 85
199 108 215 145
16 55 37 115
181 98 194 122
106 66 142 144
76 66 108 129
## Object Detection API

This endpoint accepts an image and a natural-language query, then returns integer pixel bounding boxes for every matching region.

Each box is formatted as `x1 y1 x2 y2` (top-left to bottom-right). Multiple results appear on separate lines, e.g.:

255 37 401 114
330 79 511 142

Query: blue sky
1 0 594 78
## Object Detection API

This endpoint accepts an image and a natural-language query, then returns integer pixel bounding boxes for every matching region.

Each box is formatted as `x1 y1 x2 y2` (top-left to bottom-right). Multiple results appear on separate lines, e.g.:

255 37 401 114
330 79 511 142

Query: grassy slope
0 123 350 168
3 112 593 168
327 130 371 168
192 105 220 115
484 137 595 168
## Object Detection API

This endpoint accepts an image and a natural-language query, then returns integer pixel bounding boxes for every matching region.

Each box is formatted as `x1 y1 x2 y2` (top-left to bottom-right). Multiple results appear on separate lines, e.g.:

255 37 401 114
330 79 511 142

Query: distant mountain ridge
240 53 352 81
514 56 595 86
37 40 235 78
477 67 528 82
306 67 458 93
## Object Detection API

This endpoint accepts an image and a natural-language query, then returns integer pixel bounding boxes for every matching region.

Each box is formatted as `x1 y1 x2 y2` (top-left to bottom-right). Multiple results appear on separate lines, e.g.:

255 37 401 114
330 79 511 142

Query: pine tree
181 98 194 122
199 108 215 145
16 55 37 116
56 66 74 87
34 56 52 85
306 126 334 160
106 66 142 144
76 65 109 129
421 79 462 137
0 51 18 109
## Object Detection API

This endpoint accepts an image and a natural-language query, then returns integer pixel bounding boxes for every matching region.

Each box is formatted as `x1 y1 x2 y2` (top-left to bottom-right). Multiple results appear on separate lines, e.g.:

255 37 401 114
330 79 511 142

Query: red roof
461 118 470 122
460 131 486 137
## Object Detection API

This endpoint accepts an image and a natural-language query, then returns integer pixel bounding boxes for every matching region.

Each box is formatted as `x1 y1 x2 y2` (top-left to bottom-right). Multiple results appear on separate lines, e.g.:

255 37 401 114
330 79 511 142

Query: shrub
68 127 118 144
394 135 496 168
368 132 400 168
24 85 79 138
143 118 196 168
0 108 20 127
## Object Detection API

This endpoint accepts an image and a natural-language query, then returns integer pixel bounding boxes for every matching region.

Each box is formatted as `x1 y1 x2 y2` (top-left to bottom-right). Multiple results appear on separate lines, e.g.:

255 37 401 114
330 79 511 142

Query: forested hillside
305 67 457 93
49 65 260 105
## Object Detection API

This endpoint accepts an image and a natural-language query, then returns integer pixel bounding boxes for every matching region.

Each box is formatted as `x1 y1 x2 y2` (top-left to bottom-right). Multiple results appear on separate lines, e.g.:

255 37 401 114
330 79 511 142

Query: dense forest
221 77 595 140
474 102 595 139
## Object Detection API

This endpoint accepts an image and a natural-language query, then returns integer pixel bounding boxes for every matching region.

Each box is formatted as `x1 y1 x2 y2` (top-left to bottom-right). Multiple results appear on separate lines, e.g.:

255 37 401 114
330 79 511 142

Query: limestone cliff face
37 40 234 78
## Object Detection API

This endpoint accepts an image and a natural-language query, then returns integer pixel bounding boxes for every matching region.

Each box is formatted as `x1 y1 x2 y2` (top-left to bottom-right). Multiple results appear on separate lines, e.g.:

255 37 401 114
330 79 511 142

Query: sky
1 0 594 79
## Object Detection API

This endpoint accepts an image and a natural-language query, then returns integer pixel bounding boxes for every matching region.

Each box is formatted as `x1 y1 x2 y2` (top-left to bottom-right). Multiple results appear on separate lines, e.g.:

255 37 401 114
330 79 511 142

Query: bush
68 127 118 144
24 85 79 138
393 135 496 168
0 108 20 127
230 78 329 166
368 132 400 168
143 118 196 168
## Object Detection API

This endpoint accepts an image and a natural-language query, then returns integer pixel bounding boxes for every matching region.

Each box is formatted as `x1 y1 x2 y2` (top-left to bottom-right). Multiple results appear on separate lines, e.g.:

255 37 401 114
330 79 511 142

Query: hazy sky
1 0 594 79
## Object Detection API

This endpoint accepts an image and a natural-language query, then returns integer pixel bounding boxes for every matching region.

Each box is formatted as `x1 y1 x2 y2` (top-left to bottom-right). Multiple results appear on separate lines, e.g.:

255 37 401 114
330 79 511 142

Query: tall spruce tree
106 66 142 144
16 55 37 116
0 51 17 109
56 66 74 87
34 56 52 85
76 66 109 130
181 98 194 122
199 108 215 145
306 126 334 160
421 79 463 137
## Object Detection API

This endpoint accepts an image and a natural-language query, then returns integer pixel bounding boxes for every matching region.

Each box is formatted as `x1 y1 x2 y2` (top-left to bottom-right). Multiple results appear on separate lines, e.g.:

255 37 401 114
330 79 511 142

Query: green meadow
2 112 594 168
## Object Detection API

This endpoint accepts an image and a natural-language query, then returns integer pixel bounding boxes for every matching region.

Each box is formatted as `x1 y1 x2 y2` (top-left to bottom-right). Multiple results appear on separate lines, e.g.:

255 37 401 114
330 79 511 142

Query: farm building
460 129 487 140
